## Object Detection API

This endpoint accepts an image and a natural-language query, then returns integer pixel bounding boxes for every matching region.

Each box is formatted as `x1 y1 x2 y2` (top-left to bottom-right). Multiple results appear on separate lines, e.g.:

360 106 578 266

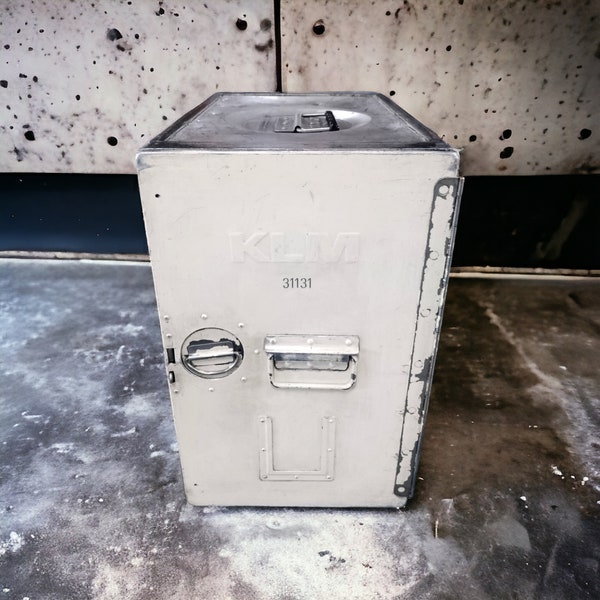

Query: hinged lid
141 92 451 152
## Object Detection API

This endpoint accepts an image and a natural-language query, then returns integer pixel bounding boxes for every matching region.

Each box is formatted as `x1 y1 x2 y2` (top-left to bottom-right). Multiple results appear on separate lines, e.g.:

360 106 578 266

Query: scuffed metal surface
395 178 461 495
0 0 276 173
281 0 599 175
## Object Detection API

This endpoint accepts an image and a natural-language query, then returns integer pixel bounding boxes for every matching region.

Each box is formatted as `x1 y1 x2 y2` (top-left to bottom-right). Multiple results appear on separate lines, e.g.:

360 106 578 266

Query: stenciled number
282 277 312 289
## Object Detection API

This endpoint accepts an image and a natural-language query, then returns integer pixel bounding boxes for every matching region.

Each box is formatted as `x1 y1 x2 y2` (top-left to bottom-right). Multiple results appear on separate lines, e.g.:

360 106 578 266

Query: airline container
136 92 462 508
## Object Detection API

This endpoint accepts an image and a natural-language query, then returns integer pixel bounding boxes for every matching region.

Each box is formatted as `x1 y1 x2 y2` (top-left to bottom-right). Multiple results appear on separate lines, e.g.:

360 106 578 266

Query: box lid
141 92 452 152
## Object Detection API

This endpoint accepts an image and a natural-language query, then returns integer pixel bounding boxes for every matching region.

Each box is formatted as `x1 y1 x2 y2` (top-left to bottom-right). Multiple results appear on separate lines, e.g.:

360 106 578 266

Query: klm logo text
229 232 360 263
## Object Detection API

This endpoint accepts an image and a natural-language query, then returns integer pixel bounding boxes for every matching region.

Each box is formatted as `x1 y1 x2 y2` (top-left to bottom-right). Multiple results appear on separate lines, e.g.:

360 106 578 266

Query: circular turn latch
181 327 244 379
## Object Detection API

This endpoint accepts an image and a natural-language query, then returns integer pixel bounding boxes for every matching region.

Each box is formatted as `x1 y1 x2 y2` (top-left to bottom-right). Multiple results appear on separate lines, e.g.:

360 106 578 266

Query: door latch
181 328 244 378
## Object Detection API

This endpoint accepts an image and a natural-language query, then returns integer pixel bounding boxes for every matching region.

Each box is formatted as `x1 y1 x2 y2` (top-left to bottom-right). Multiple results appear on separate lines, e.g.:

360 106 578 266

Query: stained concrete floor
0 259 598 600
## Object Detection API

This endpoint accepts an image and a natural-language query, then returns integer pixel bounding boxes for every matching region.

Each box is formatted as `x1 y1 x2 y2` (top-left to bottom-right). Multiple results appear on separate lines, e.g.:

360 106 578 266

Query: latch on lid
273 111 339 133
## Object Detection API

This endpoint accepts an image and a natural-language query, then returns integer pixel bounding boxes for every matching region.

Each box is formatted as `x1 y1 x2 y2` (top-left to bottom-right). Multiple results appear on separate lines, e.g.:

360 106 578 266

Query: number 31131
282 277 312 289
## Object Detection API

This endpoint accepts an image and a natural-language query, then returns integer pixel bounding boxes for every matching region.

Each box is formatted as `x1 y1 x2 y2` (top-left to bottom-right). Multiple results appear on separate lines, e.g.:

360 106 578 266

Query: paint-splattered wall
0 0 276 173
281 0 599 175
1 0 597 175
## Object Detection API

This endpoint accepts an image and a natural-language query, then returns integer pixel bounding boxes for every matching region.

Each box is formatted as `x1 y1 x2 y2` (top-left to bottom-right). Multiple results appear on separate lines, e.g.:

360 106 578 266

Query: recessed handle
264 335 359 390
273 111 339 133
181 328 244 379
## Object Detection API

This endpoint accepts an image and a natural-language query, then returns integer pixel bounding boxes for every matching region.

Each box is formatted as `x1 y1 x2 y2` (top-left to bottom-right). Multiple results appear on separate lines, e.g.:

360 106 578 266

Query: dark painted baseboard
0 173 147 255
1 173 598 269
453 175 599 270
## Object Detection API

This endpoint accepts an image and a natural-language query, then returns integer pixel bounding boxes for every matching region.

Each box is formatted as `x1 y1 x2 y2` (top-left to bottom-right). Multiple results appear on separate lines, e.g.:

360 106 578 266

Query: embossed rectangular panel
280 0 599 175
0 0 276 173
136 92 462 507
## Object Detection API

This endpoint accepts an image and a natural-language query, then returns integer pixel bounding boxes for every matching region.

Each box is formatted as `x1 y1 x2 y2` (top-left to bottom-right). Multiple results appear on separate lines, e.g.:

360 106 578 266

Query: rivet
163 315 170 321
241 377 247 383
238 322 245 328
173 389 179 394
201 314 208 320
328 419 334 423
326 475 332 480
429 251 439 260
269 338 276 345
420 308 431 317
165 333 172 339
254 349 260 355
415 359 423 368
307 338 314 345
262 475 268 479
345 338 352 346
294 475 299 480
261 448 266 452
439 184 449 196
208 387 214 392
327 448 333 452
260 418 265 423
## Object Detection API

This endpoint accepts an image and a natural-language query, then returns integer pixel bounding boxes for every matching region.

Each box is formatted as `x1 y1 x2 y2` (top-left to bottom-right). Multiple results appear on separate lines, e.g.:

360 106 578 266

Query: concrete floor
0 259 598 600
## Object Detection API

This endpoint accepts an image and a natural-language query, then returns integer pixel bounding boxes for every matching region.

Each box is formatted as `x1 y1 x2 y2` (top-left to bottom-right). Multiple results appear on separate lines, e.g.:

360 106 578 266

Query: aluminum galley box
136 92 462 508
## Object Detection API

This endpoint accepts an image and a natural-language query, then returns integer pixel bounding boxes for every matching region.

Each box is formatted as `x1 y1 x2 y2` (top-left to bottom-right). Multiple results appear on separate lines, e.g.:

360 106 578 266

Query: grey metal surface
137 122 460 506
1 259 599 598
144 92 449 151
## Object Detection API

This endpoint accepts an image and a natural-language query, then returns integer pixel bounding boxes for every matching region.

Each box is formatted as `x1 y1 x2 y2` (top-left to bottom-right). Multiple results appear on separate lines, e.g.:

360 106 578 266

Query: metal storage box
136 92 462 508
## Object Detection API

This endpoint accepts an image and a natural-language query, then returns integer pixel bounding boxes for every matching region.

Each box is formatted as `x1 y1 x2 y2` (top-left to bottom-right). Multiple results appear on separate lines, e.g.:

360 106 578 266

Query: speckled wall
1 0 598 175
281 0 599 175
0 0 276 173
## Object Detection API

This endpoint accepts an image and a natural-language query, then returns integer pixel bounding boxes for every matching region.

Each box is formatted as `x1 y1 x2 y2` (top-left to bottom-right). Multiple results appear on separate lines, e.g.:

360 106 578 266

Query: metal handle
273 111 339 133
295 111 339 133
264 335 359 390
181 331 244 378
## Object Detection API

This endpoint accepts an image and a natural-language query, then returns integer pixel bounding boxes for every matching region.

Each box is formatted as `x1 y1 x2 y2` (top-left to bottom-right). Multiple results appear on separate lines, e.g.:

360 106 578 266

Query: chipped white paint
281 0 599 175
0 0 276 173
396 179 461 491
